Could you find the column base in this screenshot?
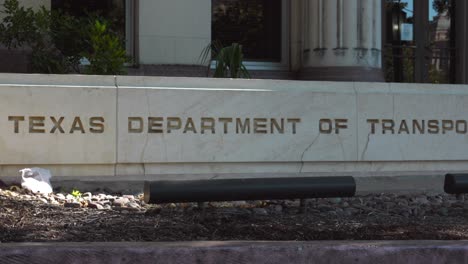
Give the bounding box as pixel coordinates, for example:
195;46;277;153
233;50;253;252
298;66;384;82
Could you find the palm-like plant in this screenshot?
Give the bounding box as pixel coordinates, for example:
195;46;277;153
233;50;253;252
200;41;250;78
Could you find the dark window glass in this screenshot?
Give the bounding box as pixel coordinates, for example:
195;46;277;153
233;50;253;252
384;0;415;83
212;0;282;62
427;0;454;84
384;0;455;83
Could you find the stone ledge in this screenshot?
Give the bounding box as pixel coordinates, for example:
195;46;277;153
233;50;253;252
1;74;468;186
1;241;468;264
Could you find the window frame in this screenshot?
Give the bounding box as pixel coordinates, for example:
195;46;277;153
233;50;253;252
383;0;457;83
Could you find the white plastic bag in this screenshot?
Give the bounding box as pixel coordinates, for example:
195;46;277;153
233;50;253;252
19;167;53;194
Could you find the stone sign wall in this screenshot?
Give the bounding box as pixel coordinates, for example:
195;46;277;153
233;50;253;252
1;74;468;178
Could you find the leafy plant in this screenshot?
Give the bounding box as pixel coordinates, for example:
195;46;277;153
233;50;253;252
81;19;130;75
49;10;89;72
0;0;73;73
0;0;130;75
200;42;250;78
0;0;38;48
71;188;82;199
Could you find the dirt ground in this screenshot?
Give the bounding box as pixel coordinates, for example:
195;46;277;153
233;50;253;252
2;192;468;242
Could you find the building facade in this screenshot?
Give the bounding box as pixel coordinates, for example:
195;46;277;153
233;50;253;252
1;0;468;84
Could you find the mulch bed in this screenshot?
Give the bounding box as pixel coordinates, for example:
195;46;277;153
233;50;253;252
2;192;468;242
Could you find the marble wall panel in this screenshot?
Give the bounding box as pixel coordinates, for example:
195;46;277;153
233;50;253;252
0;75;117;164
357;83;468;161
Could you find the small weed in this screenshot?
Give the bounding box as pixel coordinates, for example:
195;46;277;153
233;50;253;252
71;189;82;199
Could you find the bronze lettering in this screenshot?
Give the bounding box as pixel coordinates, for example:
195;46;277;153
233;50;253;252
456;120;467;134
335;119;348;134
412;120;425;134
167;117;181;133
236;118;250;134
50;116;65;133
8;116;25;133
398;120;409;134
89;117;105;133
201;117;215;134
148;117;163;133
13;115;468;136
70;117;85;134
367;119;379;134
428;120;440;134
442;120;454;134
381;119;395;134
183;117;197;133
270;118;284;134
128;117;144;133
218;118;233;134
253;118;268;134
287;118;300;134
319;119;332;134
29;116;45;133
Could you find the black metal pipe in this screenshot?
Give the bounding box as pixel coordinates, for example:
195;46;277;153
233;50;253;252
144;176;356;204
444;174;468;194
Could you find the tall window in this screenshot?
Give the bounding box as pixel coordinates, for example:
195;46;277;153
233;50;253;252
384;0;455;83
384;0;415;82
427;0;454;83
212;0;282;62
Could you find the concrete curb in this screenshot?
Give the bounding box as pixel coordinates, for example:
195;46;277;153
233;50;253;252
1;241;468;264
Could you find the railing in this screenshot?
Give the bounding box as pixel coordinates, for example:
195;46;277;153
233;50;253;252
144;176;356;204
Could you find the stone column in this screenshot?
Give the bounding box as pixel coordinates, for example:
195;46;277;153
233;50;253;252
298;0;383;82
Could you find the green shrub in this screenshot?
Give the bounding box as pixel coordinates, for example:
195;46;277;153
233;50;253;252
81;19;130;75
0;0;129;75
0;0;73;73
200;41;250;78
0;0;39;49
